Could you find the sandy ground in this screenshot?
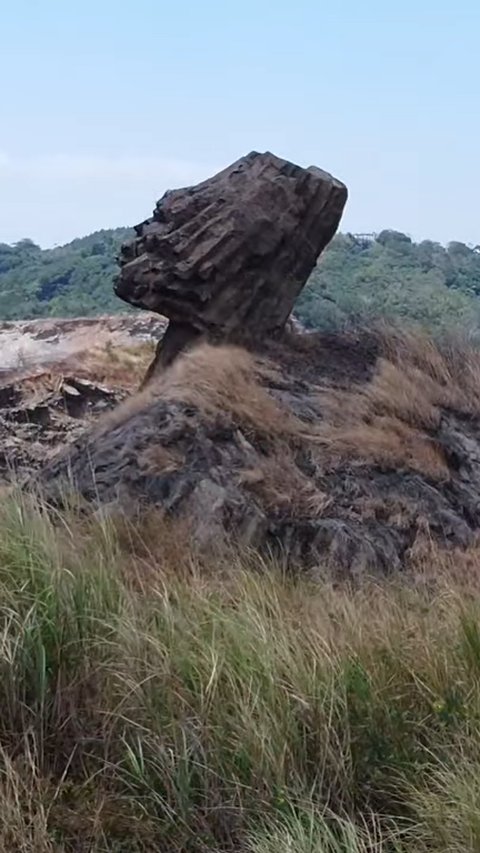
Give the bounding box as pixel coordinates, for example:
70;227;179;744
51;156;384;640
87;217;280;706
0;314;167;372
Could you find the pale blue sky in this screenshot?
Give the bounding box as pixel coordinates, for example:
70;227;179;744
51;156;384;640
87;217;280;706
1;0;478;246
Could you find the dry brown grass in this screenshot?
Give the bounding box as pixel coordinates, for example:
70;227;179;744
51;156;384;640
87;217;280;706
238;454;331;518
96;343;303;442
91;330;480;489
311;328;480;478
150;344;304;443
314;407;449;478
61;340;155;389
380;324;480;415
138;444;185;475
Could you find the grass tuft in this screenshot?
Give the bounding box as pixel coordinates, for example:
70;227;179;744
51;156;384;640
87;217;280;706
1;491;480;849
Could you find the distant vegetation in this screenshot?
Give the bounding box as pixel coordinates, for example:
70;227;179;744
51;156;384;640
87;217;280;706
297;230;480;334
0;228;132;320
2;227;480;333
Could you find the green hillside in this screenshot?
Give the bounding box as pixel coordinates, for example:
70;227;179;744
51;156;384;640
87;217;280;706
0;228;132;320
297;230;480;333
2;227;480;333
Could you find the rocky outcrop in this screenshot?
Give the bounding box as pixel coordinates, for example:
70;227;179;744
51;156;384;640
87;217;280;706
115;151;347;374
35;152;480;575
0;373;125;482
0;316;159;482
35;327;480;575
0;314;167;373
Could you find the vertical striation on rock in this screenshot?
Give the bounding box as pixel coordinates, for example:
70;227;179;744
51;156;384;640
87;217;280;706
115;151;347;374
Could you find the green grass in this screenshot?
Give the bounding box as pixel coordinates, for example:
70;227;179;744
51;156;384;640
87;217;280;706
1;493;480;849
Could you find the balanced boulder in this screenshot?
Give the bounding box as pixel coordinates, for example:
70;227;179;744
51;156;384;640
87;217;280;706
115;151;347;374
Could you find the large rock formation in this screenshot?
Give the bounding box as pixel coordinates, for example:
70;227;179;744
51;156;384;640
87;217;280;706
36;328;480;575
115;151;347;373
38;151;480;575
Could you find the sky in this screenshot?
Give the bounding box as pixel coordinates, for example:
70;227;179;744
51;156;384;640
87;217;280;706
1;0;479;247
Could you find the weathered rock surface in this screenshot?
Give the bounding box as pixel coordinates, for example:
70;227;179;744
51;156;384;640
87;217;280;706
0;317;157;482
0;375;123;482
115;151;347;372
36;329;480;575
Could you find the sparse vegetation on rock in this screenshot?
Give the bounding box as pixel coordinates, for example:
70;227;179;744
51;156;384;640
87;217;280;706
35;325;480;574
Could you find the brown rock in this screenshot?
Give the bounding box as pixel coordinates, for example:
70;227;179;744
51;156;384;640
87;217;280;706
115;151;347;373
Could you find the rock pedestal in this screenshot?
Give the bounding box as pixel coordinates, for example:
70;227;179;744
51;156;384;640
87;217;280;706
115;151;347;375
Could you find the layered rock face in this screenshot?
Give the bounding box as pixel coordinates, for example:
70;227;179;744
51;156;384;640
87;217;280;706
115;151;347;373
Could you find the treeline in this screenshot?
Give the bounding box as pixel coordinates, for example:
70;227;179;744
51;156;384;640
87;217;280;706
2;227;480;333
0;228;132;320
296;230;480;333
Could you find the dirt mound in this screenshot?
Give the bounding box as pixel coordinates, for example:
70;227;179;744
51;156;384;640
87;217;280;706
36;327;480;574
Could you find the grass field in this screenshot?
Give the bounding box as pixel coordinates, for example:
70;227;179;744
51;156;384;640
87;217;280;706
0;492;480;850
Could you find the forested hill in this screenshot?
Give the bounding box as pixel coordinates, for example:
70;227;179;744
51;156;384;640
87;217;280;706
0;228;133;320
2;227;480;333
296;230;480;333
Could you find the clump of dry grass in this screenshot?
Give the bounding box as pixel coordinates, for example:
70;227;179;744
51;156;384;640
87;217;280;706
315;412;449;478
375;325;480;418
96;342;303;442
311;327;480;478
59;339;156;389
1;490;480;850
239;455;331;518
84;340;155;382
